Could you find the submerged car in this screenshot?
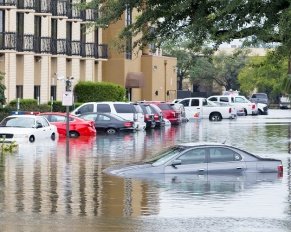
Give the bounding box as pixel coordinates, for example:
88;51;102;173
40;112;96;138
104;143;283;177
0;115;58;143
78;112;136;134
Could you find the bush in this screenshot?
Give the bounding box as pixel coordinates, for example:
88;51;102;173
74;81;126;102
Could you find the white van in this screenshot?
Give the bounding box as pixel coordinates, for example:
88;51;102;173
71;102;146;131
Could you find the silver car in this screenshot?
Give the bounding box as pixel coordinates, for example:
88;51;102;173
104;142;283;177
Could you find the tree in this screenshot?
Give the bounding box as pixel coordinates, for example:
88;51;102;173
80;1;291;52
0;72;6;105
162;41;214;90
239;50;287;100
212;49;250;91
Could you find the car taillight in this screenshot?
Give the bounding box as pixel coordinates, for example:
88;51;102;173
229;108;232;113
194;112;199;118
278;165;283;173
154;114;159;120
124;122;132;127
252;104;256;109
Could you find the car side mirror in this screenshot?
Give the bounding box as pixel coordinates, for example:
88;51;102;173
36;123;42;129
171;159;182;168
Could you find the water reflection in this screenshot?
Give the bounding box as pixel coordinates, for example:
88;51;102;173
0;110;290;231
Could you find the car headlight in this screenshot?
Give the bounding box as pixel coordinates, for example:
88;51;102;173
13;134;29;138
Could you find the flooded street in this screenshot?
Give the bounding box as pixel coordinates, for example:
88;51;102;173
1;109;291;231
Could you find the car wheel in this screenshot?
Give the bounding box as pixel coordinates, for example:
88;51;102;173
106;128;117;134
209;113;222;121
29;135;35;143
69;131;80;138
258;109;262;115
51;133;56;140
244;109;247;116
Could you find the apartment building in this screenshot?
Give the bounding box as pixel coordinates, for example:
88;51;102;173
102;7;177;102
0;1;177;104
0;0;108;104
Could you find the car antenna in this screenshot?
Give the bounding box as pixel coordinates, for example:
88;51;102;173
222;140;226;144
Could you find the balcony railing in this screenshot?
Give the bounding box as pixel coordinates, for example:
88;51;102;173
50;0;67;17
17;0;34;10
16;34;34;52
0;32;108;59
0;32;16;50
67;4;81;19
34;0;51;13
80;9;97;22
0;0;16;6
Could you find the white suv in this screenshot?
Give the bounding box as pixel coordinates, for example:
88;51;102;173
71;102;146;131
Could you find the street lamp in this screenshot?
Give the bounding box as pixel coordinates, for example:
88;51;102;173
54;73;74;138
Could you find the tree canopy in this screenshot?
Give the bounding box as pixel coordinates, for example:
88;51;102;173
81;0;291;51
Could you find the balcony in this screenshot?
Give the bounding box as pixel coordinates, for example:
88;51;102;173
0;0;16;6
0;32;108;59
17;0;34;10
80;9;97;22
67;3;81;19
50;0;67;17
16;34;34;52
34;0;51;13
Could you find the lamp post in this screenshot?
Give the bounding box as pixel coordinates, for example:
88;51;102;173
54;73;74;138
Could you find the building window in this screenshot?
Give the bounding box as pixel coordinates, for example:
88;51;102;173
125;7;132;60
66;21;72;41
0;10;4;33
34;85;40;102
16;85;23;99
94;28;98;44
16;13;24;35
0;10;5;48
51;86;57;101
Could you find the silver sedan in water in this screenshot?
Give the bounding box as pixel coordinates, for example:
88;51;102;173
104;142;283;177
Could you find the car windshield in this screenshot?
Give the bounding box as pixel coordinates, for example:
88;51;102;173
0;117;35;128
142;146;187;166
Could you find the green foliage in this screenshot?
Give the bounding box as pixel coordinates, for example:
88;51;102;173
79;0;289;52
0;138;18;154
74;81;126;102
0;72;6;105
213;49;251;91
238;49;287;101
47;101;83;112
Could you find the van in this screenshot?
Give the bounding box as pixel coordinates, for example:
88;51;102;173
71;102;146;131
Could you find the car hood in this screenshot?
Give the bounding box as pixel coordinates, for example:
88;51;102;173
0;127;29;134
104;162;154;176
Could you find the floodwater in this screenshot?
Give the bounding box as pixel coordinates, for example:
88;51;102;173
1;109;291;232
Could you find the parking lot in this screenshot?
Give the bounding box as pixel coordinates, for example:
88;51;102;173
0;109;291;231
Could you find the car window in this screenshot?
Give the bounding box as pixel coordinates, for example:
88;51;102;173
131;104;142;113
98;115;111;121
39;117;49;127
78;104;94;114
179;99;190;107
234;97;246;103
114;104;134;113
209;147;242;162
178;148;207;164
208;97;217;101
220;97;229;102
97;104;111;113
191;99;200;106
156;104;172;110
81;114;96;121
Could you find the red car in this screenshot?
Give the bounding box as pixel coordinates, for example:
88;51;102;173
142;101;181;125
39;112;96;138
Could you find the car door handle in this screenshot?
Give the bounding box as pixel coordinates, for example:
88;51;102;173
198;169;205;172
236;167;242;169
